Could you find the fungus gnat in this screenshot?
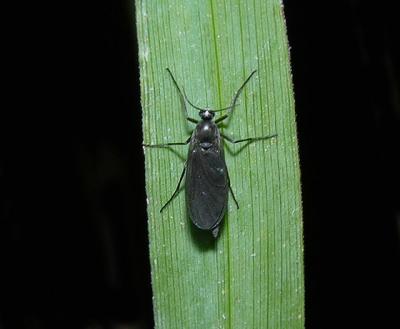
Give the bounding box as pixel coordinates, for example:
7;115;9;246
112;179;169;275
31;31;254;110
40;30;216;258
143;69;277;238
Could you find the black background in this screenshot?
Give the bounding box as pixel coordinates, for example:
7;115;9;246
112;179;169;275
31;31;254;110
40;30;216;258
2;0;399;328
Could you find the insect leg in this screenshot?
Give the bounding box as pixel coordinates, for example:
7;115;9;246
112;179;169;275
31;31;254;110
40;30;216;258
221;133;277;144
166;68;198;124
215;70;257;124
143;136;191;148
226;170;239;209
160;163;187;213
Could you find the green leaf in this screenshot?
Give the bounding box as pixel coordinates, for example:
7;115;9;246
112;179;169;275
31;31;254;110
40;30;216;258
136;1;304;328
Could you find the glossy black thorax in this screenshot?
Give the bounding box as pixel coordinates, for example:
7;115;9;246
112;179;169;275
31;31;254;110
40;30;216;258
192;120;220;151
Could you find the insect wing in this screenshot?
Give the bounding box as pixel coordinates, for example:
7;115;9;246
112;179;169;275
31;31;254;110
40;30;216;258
185;143;229;231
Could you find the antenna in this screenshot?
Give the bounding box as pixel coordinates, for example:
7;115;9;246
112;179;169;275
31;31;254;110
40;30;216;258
183;89;240;113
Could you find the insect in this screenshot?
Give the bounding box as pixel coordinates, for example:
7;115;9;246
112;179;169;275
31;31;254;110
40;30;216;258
144;69;277;237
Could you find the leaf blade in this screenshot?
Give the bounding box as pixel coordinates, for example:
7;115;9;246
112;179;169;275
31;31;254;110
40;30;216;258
137;1;304;328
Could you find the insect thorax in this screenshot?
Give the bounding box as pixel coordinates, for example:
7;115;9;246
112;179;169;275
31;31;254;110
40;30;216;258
193;120;219;151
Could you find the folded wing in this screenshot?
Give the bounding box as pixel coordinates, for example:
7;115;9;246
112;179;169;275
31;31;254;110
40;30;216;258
185;146;229;230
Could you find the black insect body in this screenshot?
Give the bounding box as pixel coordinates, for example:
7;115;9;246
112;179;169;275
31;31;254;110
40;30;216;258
144;69;276;238
186;111;228;237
